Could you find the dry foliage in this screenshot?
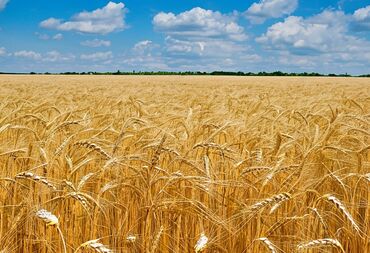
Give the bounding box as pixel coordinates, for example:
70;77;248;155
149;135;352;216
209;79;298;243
0;75;369;252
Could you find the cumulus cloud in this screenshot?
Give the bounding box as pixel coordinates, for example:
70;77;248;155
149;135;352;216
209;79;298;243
152;6;252;66
352;5;370;30
81;39;111;47
257;11;354;53
0;0;9;11
245;0;298;24
14;50;42;60
80;51;113;61
40;2;127;34
153;7;247;41
256;9;370;70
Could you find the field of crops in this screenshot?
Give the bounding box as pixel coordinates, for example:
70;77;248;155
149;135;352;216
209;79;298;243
0;75;368;252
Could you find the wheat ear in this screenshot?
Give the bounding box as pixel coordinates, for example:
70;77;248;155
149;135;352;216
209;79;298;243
15;172;57;190
250;192;291;213
75;239;112;253
324;194;361;234
257;237;278;253
36;209;67;253
194;232;208;253
298;238;344;252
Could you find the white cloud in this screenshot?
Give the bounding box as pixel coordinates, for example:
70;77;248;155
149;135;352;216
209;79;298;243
121;40;167;70
122;38;260;71
133;40;159;54
352;5;370;30
14;50;42;60
53;33;63;40
256;9;370;71
123;55;169;70
0;0;9;11
13;50;74;62
43;51;74;62
152;7;251;66
36;32;63;40
245;0;298;24
80;51;113;61
256;11;357;53
165;36;247;57
133;40;152;50
40;2;127;34
81;39;111;47
354;5;370;22
165;38;205;55
153;7;247;41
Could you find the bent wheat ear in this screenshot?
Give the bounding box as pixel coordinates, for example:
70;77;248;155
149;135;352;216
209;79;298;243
251;192;291;213
15;172;57;191
126;234;137;243
270;193;291;214
36;209;67;253
365;173;370;182
257;237;277;253
69;192;90;210
80;239;112;253
194;233;208;253
36;209;58;226
325;195;361;233
74;141;111;159
298;238;344;252
241;166;271;176
308;207;328;230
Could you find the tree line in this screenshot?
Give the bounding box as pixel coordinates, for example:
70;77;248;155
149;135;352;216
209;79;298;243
0;71;369;77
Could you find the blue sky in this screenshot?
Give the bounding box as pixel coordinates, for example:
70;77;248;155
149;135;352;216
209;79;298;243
1;0;370;74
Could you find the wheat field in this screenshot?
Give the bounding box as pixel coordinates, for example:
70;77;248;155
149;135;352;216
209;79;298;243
0;75;368;252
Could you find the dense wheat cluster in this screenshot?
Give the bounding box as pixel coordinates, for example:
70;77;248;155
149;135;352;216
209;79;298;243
0;75;368;252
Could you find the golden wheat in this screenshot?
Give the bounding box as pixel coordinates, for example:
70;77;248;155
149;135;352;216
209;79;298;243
0;75;368;252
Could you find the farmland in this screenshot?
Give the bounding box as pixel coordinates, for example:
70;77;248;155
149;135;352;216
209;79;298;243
0;75;368;252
